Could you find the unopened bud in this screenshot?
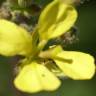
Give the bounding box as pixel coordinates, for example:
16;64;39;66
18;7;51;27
18;0;33;8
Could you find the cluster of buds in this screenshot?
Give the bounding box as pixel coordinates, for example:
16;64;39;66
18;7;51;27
0;0;41;32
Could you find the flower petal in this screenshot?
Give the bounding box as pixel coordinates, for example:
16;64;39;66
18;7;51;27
14;63;42;93
0;19;32;56
36;62;61;91
54;51;95;80
14;62;60;93
37;0;77;40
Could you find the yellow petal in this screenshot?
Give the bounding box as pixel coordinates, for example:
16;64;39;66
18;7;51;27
14;62;60;93
14;62;42;93
36;62;61;91
37;0;77;40
54;51;95;80
0;19;32;56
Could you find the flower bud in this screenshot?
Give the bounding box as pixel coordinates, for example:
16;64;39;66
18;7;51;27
18;0;33;8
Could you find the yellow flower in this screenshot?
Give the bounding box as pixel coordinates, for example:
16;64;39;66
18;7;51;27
0;0;95;93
